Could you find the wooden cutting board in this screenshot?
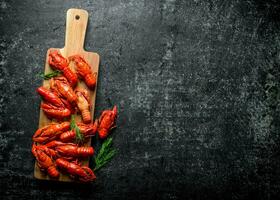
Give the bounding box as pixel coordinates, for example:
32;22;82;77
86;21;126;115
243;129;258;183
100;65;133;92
34;8;99;182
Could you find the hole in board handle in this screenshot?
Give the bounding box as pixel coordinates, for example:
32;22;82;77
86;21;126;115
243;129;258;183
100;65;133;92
75;15;80;20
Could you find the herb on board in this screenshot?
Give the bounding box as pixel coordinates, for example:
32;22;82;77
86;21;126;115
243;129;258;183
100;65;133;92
37;70;61;80
70;115;84;143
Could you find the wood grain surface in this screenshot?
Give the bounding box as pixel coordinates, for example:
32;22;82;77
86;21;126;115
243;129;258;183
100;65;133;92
34;8;99;182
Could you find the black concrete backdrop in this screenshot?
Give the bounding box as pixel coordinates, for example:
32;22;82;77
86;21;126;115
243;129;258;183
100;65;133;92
1;0;280;199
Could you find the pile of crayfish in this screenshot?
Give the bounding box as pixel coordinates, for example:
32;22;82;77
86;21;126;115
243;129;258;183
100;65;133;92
32;50;117;182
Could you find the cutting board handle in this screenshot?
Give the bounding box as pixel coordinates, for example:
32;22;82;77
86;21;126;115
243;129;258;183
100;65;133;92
64;8;88;54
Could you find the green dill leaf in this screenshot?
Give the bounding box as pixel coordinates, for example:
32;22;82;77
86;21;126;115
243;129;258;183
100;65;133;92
70;115;84;143
37;70;61;80
96;137;112;160
94;137;116;171
70;115;76;130
75;126;84;143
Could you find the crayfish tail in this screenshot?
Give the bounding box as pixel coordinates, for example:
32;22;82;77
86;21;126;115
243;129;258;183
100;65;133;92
63;67;78;88
47;166;60;178
85;73;97;89
81;110;91;124
60;130;76;142
78;147;94;157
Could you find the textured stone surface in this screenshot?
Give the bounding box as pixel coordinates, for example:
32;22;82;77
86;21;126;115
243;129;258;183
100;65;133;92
1;0;280;199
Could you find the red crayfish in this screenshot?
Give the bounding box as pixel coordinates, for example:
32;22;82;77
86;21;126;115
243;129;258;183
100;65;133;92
98;106;117;139
50;76;77;105
56;158;96;182
75;88;91;123
49;50;78;87
45;141;94;159
33;122;70;143
37;87;72;120
32;144;59;178
60;120;98;142
69;55;97;89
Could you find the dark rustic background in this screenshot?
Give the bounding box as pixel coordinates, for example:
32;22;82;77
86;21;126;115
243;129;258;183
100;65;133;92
1;0;280;199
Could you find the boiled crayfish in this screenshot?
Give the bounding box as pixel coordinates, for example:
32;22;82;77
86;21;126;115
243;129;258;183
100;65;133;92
75;88;91;123
32;144;59;178
37;87;72;120
50;76;77;105
60;120;98;142
56;158;96;182
45;141;94;159
49;50;78;87
69;55;97;89
98;106;117;139
33;122;70;143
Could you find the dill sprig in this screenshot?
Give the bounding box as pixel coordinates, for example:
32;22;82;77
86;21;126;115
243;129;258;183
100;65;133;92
37;70;61;80
70;115;84;143
94;137;117;171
